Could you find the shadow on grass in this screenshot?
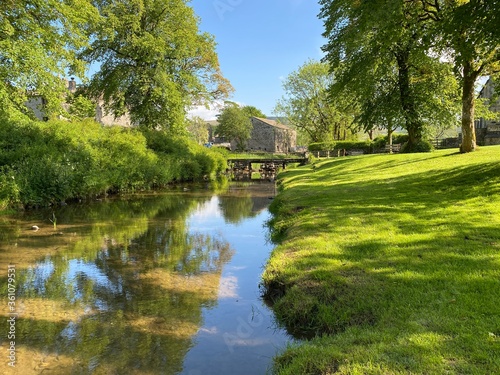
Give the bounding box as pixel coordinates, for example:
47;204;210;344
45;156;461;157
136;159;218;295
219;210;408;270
263;152;500;372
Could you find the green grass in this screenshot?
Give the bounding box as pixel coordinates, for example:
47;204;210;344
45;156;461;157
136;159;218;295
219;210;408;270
262;146;500;374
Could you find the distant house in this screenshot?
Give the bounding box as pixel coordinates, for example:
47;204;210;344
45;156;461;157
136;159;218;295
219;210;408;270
26;78;133;127
207;117;297;152
95;99;133;127
475;78;500;146
241;117;297;153
25;78;77;121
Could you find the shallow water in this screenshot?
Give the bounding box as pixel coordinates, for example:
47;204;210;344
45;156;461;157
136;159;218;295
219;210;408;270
0;182;291;374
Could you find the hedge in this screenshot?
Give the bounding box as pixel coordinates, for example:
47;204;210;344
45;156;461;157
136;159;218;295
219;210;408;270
0;118;227;208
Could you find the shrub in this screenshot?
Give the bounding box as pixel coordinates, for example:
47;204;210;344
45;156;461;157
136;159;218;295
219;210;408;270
401;140;434;153
308;142;335;152
392;134;409;144
308;141;371;153
333;141;372;152
372;136;387;149
0;167;20;209
0;118;228;208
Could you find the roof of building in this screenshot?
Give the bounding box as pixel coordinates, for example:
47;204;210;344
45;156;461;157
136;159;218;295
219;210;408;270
253;117;295;131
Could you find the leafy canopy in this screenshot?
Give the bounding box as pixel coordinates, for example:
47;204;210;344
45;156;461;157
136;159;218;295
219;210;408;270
216;102;253;151
274;59;355;144
0;0;97;119
82;0;233;132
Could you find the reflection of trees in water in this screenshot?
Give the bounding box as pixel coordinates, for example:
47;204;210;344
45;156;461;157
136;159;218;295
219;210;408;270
218;195;255;224
218;194;272;224
1;193;234;374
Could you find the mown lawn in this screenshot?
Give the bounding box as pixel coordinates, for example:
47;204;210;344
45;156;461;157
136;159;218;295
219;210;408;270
262;146;500;374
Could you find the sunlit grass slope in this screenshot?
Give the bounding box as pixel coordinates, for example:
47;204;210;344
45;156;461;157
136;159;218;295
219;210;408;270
262;146;500;374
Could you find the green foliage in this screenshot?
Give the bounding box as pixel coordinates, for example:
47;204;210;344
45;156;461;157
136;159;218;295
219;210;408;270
216;102;252;151
0;167;20;209
401;139;434;153
0;0;97;119
308;140;383;153
82;0;232;132
274;59;355;143
141;128;227;181
319;0;464;152
392;133;409;145
372;134;410;149
0;118;227;208
241;105;266;118
187;116;209;145
320;0;500;153
308;142;332;152
371;136;387;149
66;92;96;120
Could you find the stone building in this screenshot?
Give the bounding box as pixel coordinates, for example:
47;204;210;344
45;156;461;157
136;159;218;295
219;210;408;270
242;117;297;153
95;99;133;127
25;78;133;127
475;78;500;146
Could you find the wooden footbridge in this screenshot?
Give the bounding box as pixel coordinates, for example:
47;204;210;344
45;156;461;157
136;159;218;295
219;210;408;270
227;156;307;170
227;156;307;180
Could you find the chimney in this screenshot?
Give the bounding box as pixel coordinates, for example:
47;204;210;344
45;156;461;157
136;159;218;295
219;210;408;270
68;77;76;92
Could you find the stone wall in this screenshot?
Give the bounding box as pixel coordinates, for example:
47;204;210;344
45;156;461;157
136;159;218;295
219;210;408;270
247;118;276;152
476;78;500;145
246;118;297;153
24;96;48;121
95;99;133;127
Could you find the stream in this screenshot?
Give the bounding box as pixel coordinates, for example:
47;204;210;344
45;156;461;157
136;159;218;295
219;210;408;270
0;181;292;375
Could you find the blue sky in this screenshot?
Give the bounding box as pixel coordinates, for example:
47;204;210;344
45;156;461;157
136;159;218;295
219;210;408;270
189;0;326;120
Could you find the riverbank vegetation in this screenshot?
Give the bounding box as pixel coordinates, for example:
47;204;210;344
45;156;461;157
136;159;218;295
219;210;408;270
0;118;226;209
262;146;500;374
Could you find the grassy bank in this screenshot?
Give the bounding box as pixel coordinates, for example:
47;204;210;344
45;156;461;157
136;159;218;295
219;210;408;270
262;147;500;374
0;118;226;209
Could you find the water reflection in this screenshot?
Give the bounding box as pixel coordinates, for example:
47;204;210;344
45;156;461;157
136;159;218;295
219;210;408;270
0;183;288;375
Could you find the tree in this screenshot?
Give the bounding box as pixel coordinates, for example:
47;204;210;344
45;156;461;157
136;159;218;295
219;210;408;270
66;91;97;120
354;73;405;147
82;0;233;132
414;0;500;152
274;59;354;144
0;0;97;119
187;116;209;145
241;105;266;119
216;102;252;151
319;0;458;152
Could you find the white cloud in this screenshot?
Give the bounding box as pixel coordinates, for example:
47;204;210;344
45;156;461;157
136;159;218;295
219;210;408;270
198;326;218;334
187;101;224;121
218;275;239;299
187;100;246;121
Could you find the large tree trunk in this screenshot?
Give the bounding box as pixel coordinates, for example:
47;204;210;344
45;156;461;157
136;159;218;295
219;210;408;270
460;60;477;153
395;46;424;152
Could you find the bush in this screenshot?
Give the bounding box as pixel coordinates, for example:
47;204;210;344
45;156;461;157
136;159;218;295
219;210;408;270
401;140;434;153
333;141;372;152
372;136;387;149
392;134;409;145
0;167;20;209
0;118;228;208
308;141;371;153
308;142;335;152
